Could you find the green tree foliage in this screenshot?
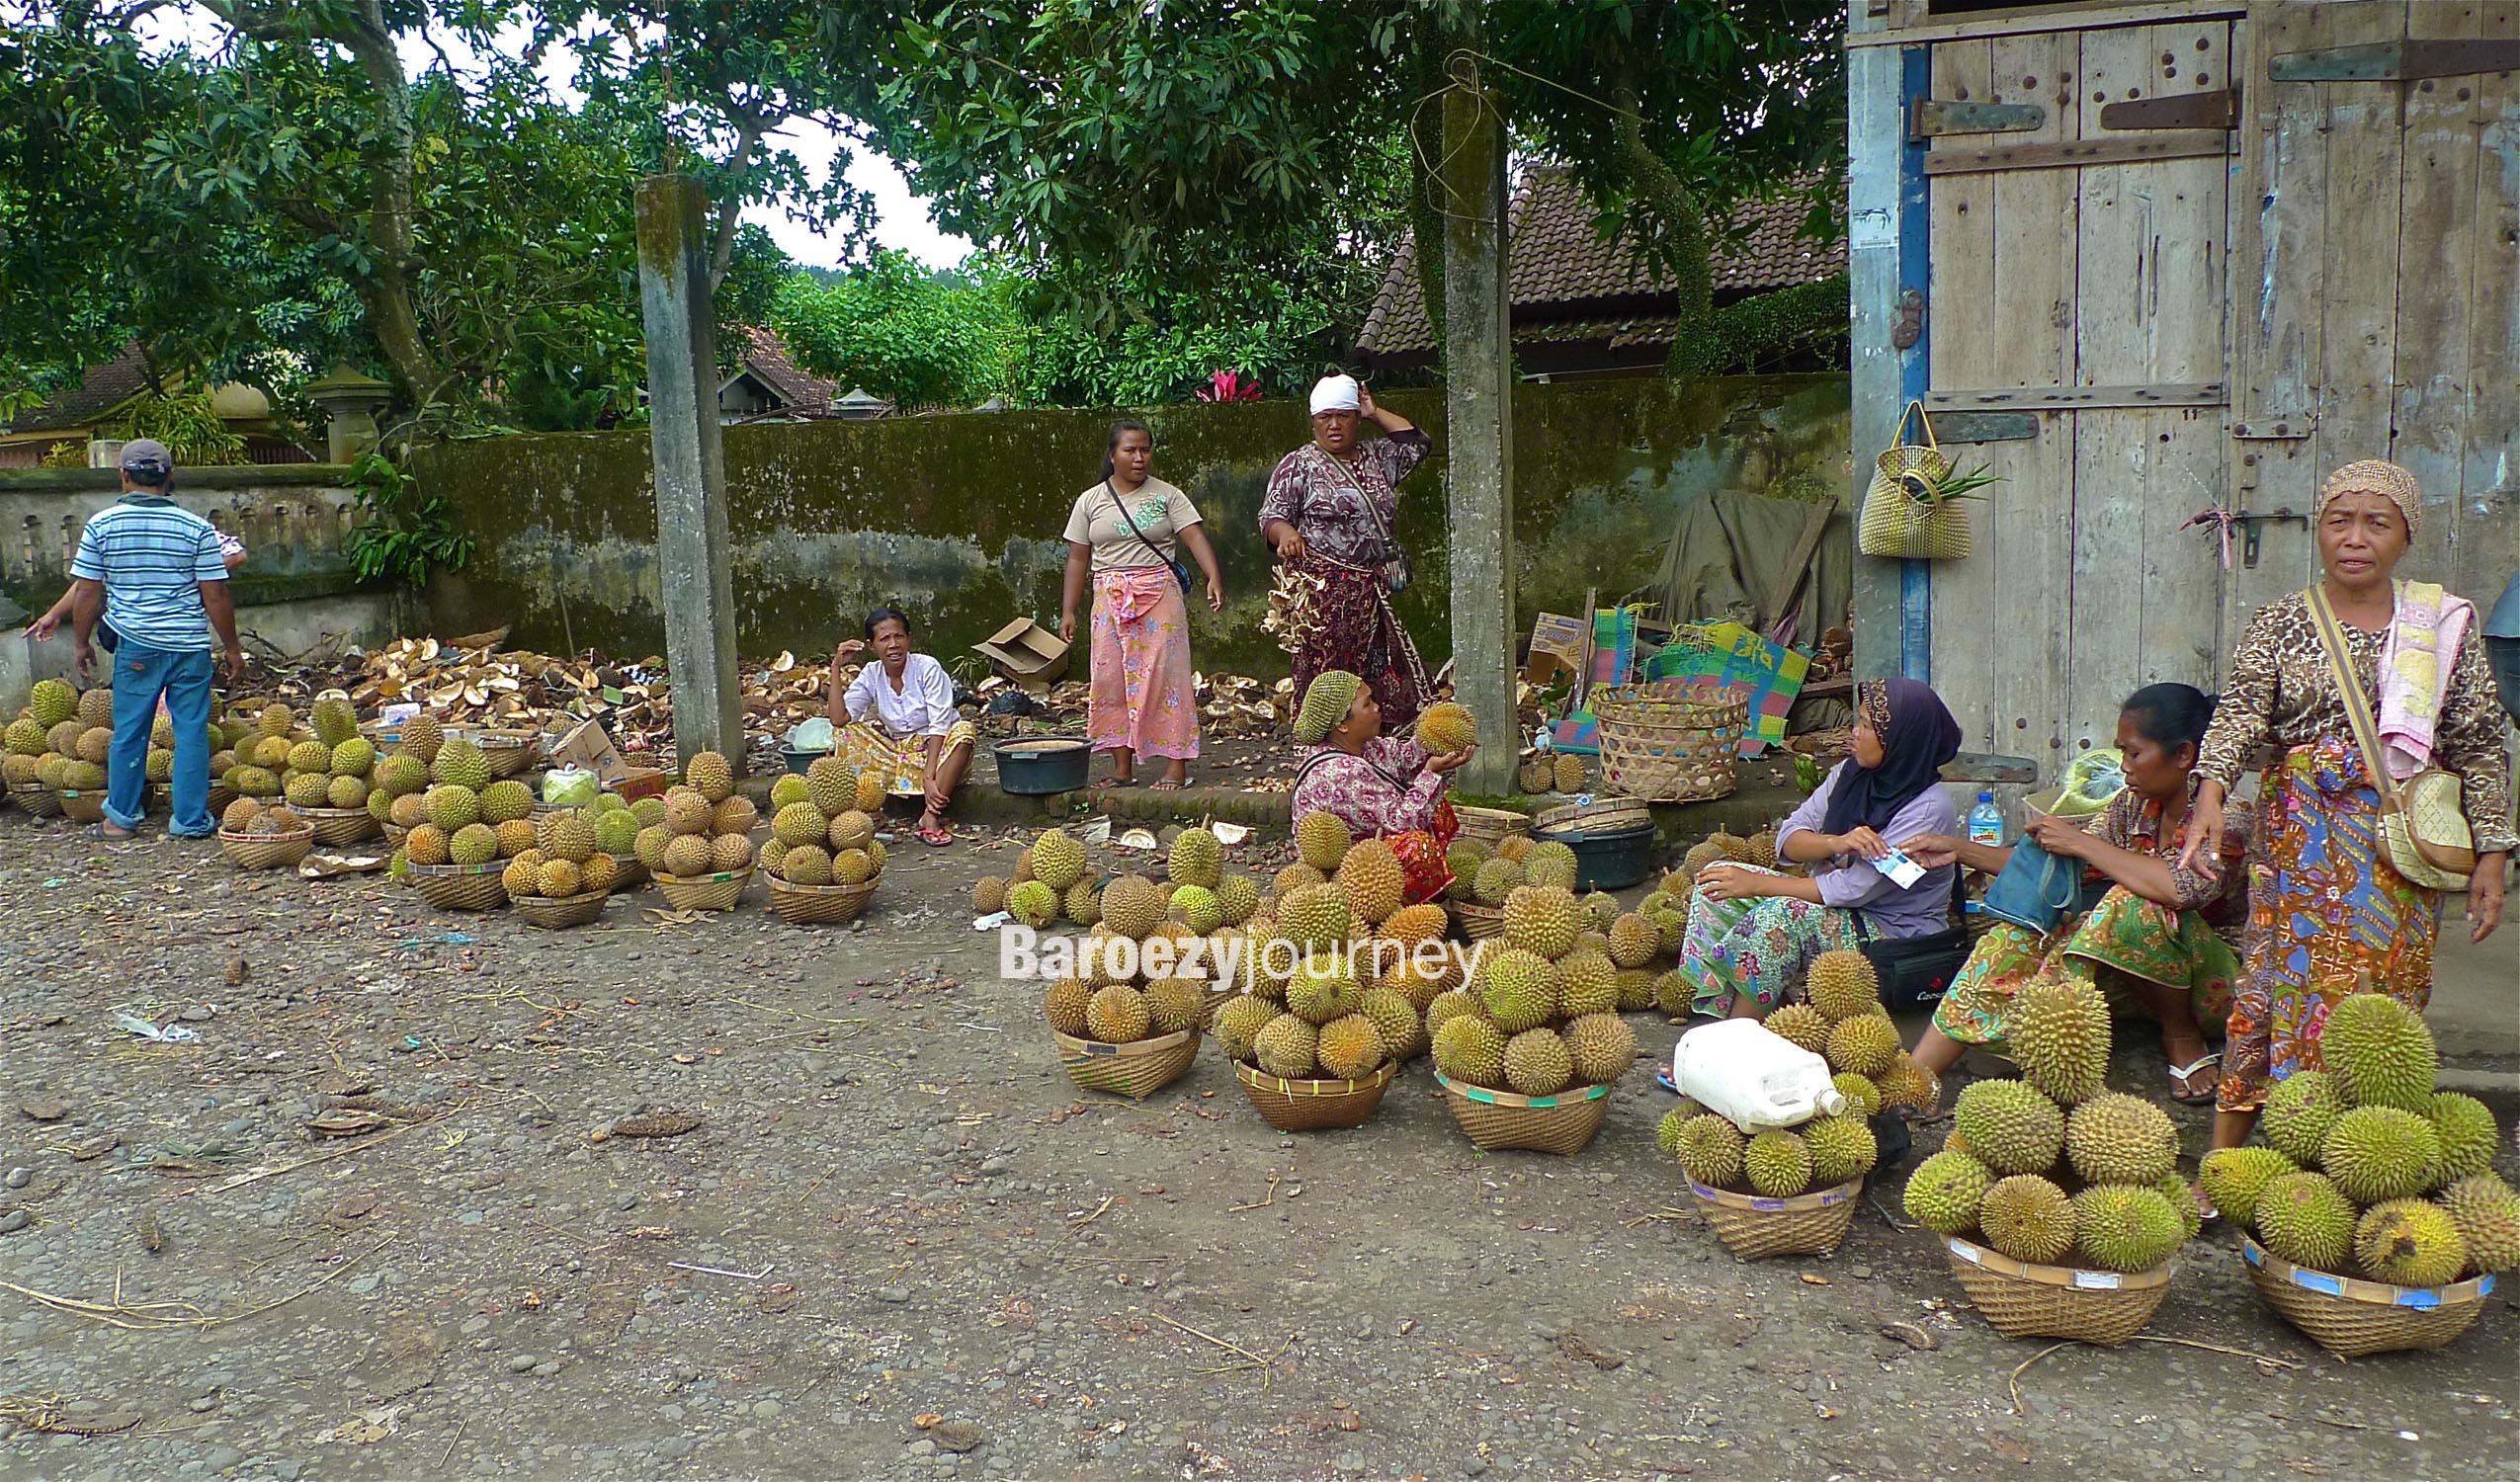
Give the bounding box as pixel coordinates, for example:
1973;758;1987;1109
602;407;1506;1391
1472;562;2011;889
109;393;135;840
768;252;1022;410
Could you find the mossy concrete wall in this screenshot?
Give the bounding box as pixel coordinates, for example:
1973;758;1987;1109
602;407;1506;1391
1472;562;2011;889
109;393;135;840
409;375;1850;676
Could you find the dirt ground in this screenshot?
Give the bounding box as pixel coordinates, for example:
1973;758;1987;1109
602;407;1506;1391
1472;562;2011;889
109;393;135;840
0;807;2513;1482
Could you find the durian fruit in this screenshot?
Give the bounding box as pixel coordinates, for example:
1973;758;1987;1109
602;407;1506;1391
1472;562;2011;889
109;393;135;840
1477;948;1558;1034
804;755;856;815
1831;1072;1883;1118
491;818;537;858
1277;883;1354;952
375;754;428;795
1274;863;1326;898
1415;700;1479;755
1287;958;1363;1027
580;854;620;893
331;737;377;778
1614;968;1657;1014
1903;1148;1994;1235
711;795;758;838
2320;1106;2441;1204
1502;1028;1574;1097
633;824;673;871
1214;994;1280;1063
2426;1093;2499;1184
1064;879;1104;927
311;696;360;746
450;823;499;866
1143;978;1207;1036
1091;874;1159;940
44;720;84;758
1517;757;1553;793
1554;947;1619;1019
1805;949;1880;1023
827;809;876;853
1315;1014;1387;1080
759;839;793;876
593;810;639;858
146;748;174;783
1432;1014;1507;1086
1253;1014;1320;1079
77;688;113;727
2071;1184;2185;1274
2253;1172;2356;1274
1044;977;1093;1035
433;736;491;791
1031;828;1087;891
1521;841;1579;892
1553;754;1586;793
782;845;834;885
1381;902;1450;949
1500;884;1582;958
685;750;735;803
1470;856;1524;906
663;786;714;835
1006;880;1060;929
28;678;76;729
1217;875;1262;927
2006;974;2112;1106
1086;984;1151;1043
1804;1113;1878;1187
1678;840;1727;879
2353;1199;2469;1288
252;701;292;738
322;774;368;808
502;857;542;898
1656;1109;1693;1158
221;796;262;832
539;809;598;864
661;832;714;878
1979;1175;2077;1265
284;771;332;808
1652;967;1693;1019
253;734;294;769
1294;811;1351;871
1744;1129;1813;1198
1824;1014;1898;1078
1170;884;1222;934
405;824;453;865
2318;991;2437;1111
1676;1113;1747;1188
629;796;667;829
1605;913;1659;970
1359;986;1426;1062
2198;1147;2300;1229
769;774;811;810
1334;838;1406;926
538;859;584;898
1741;829;1780;868
1424;988;1481;1042
853;771;886;812
1954;1080;2069;1176
1561;1013;1636;1086
2262;1071;2346;1166
2161;1174;2205;1242
1169;827;1223;889
2062;1093;2181;1188
1763;1003;1830;1055
1578;890;1619;932
2437;1174;2520;1276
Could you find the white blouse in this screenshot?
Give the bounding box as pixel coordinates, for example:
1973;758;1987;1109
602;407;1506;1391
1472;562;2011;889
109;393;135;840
844;653;960;739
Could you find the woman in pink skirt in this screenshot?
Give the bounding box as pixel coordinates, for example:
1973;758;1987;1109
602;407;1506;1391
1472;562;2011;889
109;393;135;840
1058;420;1224;788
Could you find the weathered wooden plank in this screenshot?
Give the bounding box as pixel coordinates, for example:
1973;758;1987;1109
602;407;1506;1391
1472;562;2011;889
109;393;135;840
2389;0;2482;585
2269;37;2520;81
2144;20;2233;387
2138;407;2231;698
2075;25;2158;390
2317;4;2410;493
1928;39;2001;750
1933;412;2042;442
1928;383;2226;409
1922;131;2237;174
1853;1;2247;47
1846;33;1917;685
2456;2;2520;607
2067;410;2149;756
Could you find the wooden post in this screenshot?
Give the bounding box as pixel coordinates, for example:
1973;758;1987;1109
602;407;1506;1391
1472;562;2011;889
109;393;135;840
1846;16;1930;685
634;174;744;776
1441;44;1517;798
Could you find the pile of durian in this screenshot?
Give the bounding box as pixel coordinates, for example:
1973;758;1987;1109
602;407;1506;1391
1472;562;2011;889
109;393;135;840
499;803;633;899
1034;825;1260;1048
629;751;759;879
756;755;890;887
2201;993;2517;1289
1444;835;1687;1016
5;679;125;794
1902;973;2202;1275
213;797;308;837
1762;948;1941;1115
385;716;585;877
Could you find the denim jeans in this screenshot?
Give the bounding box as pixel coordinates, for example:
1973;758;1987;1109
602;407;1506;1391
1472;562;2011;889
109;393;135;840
105;643;215;835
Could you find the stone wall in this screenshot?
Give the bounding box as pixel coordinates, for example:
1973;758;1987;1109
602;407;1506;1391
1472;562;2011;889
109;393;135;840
409;375;1852;676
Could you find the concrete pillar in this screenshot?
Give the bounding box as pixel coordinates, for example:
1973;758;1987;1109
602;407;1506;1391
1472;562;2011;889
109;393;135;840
303;367;392;464
635;174;744;776
1441;45;1517;798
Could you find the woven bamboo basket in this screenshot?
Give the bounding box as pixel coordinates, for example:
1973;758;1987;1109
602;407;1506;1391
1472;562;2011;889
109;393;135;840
513;888;609;930
654;866;752;912
219;825;315;870
1234;1059;1398;1131
381;821;409;847
1451;902;1505;941
2240;1236;2493;1358
403;860;510;911
55;787;106;823
477;730;540;779
298;805;382;846
1942;1234;2174;1346
1591;681;1748;802
1454;805;1532;852
151;782;244;818
1051;1028;1200;1100
1691;1178;1864;1261
1434;1072;1613;1154
609;859;649;890
1532;798;1653;836
11;782;63;817
763;874;878;925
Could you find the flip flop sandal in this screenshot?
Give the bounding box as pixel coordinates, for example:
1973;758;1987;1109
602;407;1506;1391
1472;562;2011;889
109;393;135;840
1147;779;1186;791
1654;1068;1683;1096
916;824;955;847
1091;776;1136;789
81;822;138;841
2166;1053;2221;1106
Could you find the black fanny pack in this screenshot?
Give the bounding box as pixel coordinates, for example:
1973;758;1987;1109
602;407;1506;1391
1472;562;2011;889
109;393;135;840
1854;869;1970;1012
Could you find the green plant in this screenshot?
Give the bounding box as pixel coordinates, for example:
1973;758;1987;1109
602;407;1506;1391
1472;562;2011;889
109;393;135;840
345;451;472;588
101;391;248;465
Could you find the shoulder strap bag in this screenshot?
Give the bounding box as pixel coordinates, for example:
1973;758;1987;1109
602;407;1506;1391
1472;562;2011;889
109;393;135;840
1978;830;2111;935
1105;481;1194;594
2306;584;2475;889
1319;452;1413;593
1854;868;1972;1013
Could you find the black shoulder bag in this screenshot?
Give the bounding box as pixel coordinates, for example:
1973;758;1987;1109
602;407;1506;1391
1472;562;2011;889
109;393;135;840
1854;867;1972;1013
1105;482;1194;594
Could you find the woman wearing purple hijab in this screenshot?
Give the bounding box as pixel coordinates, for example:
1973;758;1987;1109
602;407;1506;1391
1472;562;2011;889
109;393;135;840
1678;677;1964;1018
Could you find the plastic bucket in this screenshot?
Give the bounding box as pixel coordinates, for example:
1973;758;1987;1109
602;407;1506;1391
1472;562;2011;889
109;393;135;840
1534;820;1659;890
994;736;1091;795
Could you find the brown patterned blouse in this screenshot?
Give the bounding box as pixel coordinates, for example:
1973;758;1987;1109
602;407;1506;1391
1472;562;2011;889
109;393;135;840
1257;430;1432;569
2197;591;2516;853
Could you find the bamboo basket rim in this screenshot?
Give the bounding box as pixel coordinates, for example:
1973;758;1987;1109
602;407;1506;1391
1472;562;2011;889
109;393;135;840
653;866;756;885
402;858;507;876
217;823;318;845
2239;1234;2495;1307
1432;1070;1613;1110
763;873;882;898
1233;1059;1399;1098
1943;1233;2176;1292
1051;1027;1197;1058
1689;1176;1864;1214
1532;798;1654;836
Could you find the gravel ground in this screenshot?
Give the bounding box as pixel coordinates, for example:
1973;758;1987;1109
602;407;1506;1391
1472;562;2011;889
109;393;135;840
0;808;2512;1482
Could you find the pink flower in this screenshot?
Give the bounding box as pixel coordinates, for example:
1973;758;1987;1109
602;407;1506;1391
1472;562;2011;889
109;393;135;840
1195;370;1263;403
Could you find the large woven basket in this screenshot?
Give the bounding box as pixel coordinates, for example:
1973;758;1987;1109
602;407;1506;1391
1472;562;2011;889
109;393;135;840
763;874;877;924
1533;798;1653;836
1455;805;1531;852
1591;681;1747;802
1451;902;1505;941
1434;1072;1612;1154
403;860;509;911
1052;1028;1199;1100
2240;1235;2492;1358
513;888;609;930
11;782;63;817
1941;1234;2173;1346
1234;1060;1397;1131
219;826;315;870
477;730;540;779
609;859;649;891
54;787;106;823
298;805;382;846
654;866;752;912
1691;1177;1863;1261
381;821;409;847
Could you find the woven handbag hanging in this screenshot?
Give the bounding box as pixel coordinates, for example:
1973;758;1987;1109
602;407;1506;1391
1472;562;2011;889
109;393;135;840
1858;400;1974;560
2306;585;2475;890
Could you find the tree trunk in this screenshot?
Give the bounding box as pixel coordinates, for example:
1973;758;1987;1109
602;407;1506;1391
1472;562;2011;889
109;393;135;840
1607;73;1716;378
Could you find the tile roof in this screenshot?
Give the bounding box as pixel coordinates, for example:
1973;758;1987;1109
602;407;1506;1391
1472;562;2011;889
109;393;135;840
1354;168;1845;361
734;326;840;413
4;343;156;435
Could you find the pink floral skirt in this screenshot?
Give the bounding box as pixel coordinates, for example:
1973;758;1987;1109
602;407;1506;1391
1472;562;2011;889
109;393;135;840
1089;570;1200;761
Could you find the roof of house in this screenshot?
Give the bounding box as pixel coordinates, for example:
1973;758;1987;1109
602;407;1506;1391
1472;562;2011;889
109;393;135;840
4;343;157;436
728;326;840;414
1354;169;1845;362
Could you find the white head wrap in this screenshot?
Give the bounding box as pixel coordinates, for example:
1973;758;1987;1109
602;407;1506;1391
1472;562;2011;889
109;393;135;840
1308;373;1361;416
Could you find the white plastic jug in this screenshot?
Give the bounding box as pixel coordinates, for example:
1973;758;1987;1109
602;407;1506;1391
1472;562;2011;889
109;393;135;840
1671;1019;1848;1129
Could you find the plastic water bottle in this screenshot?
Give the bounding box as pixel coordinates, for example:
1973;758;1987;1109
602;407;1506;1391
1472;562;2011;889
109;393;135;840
1969;790;2004;848
1671;1020;1847;1130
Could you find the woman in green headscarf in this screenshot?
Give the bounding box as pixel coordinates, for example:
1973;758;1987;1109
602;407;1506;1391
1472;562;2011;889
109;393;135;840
1287;669;1474;846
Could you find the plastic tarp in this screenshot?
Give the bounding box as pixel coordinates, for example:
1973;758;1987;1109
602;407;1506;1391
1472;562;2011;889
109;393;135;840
1645;489;1851;642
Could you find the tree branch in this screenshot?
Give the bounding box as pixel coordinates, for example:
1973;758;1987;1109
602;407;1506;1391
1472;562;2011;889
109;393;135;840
708;111;771;294
1607;67;1716;378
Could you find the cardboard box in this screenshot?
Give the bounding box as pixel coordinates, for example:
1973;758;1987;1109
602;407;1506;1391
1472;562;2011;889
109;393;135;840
973;618;1070;689
547;718;670;800
1524;612;1588;684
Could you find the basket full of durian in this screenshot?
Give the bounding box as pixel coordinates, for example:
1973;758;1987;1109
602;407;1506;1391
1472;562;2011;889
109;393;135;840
758;759;889;924
10;679;113;818
216;798;317;869
248;697;385;844
1900;974;2197;1347
1660;1098;1878;1261
385;724;579;908
1760;949;1943;1116
633;752;756;910
2202;992;2511;1358
501;807;627;928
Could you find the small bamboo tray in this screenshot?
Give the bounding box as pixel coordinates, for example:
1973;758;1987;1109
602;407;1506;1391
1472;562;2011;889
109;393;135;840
1455;805;1532;851
1434;1072;1612;1153
763;874;877;924
1533;798;1654;836
654;866;752;912
1234;1060;1398;1131
1691;1178;1863;1261
402;860;509;911
513;889;609;930
1452;902;1505;940
298;805;382;846
2240;1235;2493;1358
477;730;540;779
1052;1028;1199;1100
55;787;106;824
1943;1234;2173;1346
11;782;63;817
382;821;409;847
219;826;316;870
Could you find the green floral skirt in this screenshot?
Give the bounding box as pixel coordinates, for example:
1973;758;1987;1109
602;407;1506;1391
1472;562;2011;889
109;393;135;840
1931;884;2237;1050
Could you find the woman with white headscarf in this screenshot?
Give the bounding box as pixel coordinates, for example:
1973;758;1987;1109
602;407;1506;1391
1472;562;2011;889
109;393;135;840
1258;374;1434;735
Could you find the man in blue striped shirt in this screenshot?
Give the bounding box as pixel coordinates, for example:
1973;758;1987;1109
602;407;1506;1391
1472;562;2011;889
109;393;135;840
68;440;245;839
